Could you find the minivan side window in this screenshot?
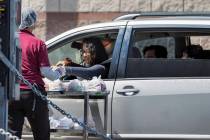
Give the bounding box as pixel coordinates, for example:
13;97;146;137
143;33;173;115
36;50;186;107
125;30;210;78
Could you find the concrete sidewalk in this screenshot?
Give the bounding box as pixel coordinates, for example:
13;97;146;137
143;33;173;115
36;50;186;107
22;135;102;140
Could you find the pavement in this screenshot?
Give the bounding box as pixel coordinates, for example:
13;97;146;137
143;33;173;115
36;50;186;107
22;135;102;140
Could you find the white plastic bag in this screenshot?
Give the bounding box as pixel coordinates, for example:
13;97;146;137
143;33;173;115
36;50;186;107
73;116;95;130
45;76;106;92
66;79;84;92
84;76;106;92
58;116;74;129
49;117;60;129
44;78;64;91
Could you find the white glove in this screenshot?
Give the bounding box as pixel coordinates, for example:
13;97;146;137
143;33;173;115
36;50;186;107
40;66;65;81
53;66;66;77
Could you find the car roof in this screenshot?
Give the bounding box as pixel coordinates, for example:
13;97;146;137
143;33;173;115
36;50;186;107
46;14;210;46
128;16;210;27
113;12;210;20
46;21;127;46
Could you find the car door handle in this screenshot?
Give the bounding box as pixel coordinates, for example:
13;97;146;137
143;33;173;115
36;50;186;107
116;88;140;96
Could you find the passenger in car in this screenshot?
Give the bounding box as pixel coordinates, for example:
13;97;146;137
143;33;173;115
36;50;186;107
181;44;203;59
101;34;115;58
55;37;108;80
81;37;108;67
143;45;168;58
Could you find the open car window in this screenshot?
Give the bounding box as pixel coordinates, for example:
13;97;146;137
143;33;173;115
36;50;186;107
48;31;119;79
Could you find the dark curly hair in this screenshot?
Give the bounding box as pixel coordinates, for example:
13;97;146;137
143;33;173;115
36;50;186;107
143;45;168;58
81;37;108;65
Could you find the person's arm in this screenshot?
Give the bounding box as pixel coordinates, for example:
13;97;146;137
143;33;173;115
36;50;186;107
37;42;63;81
40;66;63;81
65;64;105;80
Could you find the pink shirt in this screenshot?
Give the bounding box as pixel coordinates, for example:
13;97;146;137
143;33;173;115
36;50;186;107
19;30;50;90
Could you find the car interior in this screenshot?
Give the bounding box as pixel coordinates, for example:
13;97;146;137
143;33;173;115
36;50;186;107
48;32;118;79
126;31;210;78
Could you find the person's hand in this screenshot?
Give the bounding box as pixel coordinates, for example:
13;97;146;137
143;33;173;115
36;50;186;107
54;66;66;77
56;61;65;66
44;83;49;91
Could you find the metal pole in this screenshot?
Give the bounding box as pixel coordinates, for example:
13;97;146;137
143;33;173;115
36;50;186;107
84;92;89;140
0;86;8;140
104;94;108;135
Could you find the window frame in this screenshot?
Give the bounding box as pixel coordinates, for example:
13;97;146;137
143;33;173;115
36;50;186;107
47;27;126;79
118;27;210;79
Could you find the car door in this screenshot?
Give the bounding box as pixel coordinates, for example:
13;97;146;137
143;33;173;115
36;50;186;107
46;24;126;137
112;25;210;139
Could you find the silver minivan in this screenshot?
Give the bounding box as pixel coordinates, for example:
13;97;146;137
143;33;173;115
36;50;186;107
44;14;210;140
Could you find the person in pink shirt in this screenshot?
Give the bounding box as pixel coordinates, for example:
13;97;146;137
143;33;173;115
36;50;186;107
8;8;63;140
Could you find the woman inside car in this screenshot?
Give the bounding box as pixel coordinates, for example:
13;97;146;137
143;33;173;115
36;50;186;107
56;37;108;80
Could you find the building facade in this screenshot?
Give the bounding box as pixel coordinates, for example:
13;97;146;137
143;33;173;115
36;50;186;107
22;0;210;41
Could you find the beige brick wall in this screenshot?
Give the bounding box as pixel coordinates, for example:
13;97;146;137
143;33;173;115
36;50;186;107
120;0;151;12
45;12;123;39
21;0;210;40
21;0;46;11
21;0;47;40
44;0;210;12
152;0;184;11
184;0;210;11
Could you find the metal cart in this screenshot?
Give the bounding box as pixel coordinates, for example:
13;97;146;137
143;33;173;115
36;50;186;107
47;91;109;140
